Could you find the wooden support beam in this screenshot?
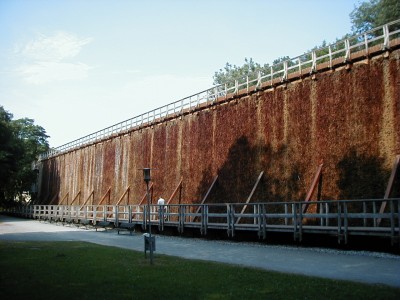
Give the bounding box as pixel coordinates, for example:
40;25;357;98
302;162;324;213
138;183;153;205
81;190;94;207
378;155;400;226
48;193;59;205
201;175;218;205
193;175;218;222
167;179;183;205
70;191;81;205
236;171;264;224
116;186;130;206
59;192;69;205
98;187;111;205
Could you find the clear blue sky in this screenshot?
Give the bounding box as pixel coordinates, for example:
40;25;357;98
1;0;360;147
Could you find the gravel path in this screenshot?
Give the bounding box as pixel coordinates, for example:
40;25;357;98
1;215;399;288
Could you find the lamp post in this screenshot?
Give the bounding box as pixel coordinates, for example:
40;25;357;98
142;168;153;264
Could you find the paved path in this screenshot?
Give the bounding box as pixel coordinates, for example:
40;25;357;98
1;215;399;288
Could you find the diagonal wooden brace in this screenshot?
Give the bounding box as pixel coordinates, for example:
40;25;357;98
302;162;323;214
377;155;400;226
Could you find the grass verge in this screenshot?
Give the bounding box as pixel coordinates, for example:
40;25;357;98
0;240;398;300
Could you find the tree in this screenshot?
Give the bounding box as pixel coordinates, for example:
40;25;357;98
0;106;49;207
350;0;400;34
0;107;21;205
213;58;268;86
213;56;296;89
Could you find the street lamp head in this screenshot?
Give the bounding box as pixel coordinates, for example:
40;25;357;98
142;168;151;183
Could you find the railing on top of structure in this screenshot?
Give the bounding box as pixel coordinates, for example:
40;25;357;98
40;19;400;160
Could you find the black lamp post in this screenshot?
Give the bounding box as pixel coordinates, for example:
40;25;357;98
143;168;151;183
142;168;153;264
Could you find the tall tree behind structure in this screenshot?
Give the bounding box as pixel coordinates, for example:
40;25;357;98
350;0;400;34
0;106;49;206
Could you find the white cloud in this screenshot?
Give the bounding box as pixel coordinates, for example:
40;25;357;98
17;61;91;84
18;31;93;61
15;31;93;84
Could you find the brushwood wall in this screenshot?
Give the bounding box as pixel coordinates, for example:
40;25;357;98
39;49;400;205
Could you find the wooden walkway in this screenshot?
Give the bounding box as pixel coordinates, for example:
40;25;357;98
6;198;399;246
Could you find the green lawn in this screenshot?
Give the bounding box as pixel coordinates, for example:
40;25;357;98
0;241;398;300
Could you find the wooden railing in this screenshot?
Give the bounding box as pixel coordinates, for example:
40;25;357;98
5;198;399;245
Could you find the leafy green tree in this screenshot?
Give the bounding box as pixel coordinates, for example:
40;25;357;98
213;57;295;90
0;106;49;207
0;107;21;205
12;118;49;199
350;0;400;34
213;58;267;86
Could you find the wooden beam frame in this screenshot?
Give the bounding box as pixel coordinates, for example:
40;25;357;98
70;191;81;205
59;192;69;205
48;193;59;205
236;171;264;224
98;187;111;205
166;179;183;205
116;186;130;206
81;190;94;207
200;176;218;205
378;155;400;226
193;175;218;222
79;190;94;215
302;162;324;213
